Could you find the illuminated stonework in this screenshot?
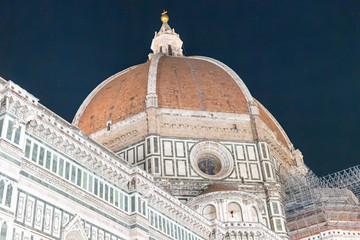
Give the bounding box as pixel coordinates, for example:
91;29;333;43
0;12;359;240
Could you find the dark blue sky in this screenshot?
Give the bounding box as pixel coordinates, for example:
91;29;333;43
0;1;359;176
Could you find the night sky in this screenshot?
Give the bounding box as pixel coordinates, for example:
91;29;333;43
0;1;359;176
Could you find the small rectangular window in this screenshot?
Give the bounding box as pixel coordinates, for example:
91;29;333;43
105;184;108;200
25;140;31;158
82;172;88;189
272;202;280;215
71;165;76;183
110;187;114;203
153;138;158;152
115;190;119;206
59;158;64;176
52;155;58;173
124;195;128;212
65;162;70;180
155;158;159;173
275;219;282;231
150;211;154;225
0;118;4;137
171;222;174;237
100;182;103;198
147;159;151;173
120;192;123;209
163;218;166;233
159;215;162;230
14;126;21;144
131;196;135;212
6;121;13;140
265;163;272;178
94;178;98;195
39;147;45;166
45;151;51;169
77;169;82;186
142;201;146;216
147;138;151;154
32;143;38;162
88;175;93;192
261;143;268;158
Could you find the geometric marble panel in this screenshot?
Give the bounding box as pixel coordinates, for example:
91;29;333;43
43;204;53;234
238;162;248;179
163;141;173;157
246;145;256;160
34;201;44;230
24;196;35;227
250;163;260;180
53;208;61;238
16;192;26;223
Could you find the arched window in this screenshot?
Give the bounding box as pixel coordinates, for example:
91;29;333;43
227;202;243;221
0;222;7;240
250;207;259;222
0;180;4;204
5;184;12;207
202;204;216;220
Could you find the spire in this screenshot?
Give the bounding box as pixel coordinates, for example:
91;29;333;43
149;11;183;59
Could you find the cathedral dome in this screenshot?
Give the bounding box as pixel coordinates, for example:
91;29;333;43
73;14;293;155
74;56;250;135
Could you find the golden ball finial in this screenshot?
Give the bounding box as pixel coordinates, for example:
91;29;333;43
161;10;169;23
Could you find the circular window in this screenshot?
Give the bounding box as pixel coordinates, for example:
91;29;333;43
198;155;222;176
190;141;234;179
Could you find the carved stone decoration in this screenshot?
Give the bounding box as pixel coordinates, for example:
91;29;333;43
62;214;88;240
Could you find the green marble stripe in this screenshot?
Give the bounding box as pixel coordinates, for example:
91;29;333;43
0;171;18;182
0;150;21;166
0;206;14;215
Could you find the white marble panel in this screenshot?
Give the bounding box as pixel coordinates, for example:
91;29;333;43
235;145;245;160
164;141;173;157
177;160;186;176
53;208;61;237
175;142;185;157
43;205;53;234
164;160;174;175
250;163;260;180
16;192;26;223
246;145;256;160
137;145;144;161
238;163;248;179
127;149;134;164
34;201;44;230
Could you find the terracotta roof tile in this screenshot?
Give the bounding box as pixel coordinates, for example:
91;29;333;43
157;56;249;113
77;61;150;134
